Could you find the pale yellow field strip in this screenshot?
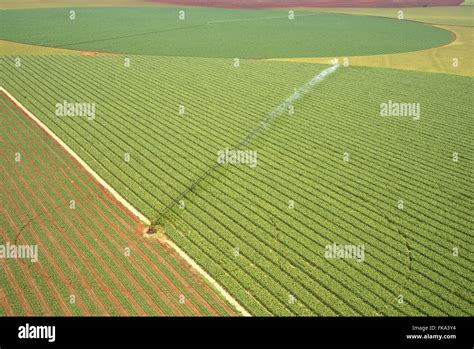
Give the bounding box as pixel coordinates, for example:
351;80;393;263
302;6;474;26
0;40;80;55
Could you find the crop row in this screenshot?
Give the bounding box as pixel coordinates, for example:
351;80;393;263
1;56;471;315
1;96;235;315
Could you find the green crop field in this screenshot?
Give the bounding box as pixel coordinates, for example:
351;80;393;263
1;7;454;57
1;54;472;316
1;1;473;330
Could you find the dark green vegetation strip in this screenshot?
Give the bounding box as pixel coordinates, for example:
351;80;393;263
1;55;472;315
0;7;453;57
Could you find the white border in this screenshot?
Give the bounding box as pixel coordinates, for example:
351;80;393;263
1;86;250;317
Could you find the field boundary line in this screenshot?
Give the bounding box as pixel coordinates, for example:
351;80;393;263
0;86;250;317
0;86;149;223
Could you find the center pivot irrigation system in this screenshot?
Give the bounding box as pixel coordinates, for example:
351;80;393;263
146;64;341;233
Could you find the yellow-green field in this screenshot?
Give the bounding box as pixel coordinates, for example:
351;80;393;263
311;6;474;26
0;40;78;55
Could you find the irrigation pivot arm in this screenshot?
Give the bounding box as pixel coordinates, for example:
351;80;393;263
149;64;340;230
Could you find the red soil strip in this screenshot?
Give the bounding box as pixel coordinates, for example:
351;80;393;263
150;0;463;9
79;51;117;56
0;91;236;316
447;28;457;46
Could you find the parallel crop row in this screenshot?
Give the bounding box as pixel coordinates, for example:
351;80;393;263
1;55;472;316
